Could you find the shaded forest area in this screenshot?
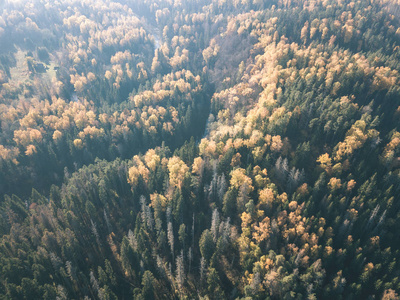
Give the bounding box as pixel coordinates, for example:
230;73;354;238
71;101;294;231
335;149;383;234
1;0;400;299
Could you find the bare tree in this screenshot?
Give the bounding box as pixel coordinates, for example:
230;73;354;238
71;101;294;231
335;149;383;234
168;221;174;261
211;208;220;242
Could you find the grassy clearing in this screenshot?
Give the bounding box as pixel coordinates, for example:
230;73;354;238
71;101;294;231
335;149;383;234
8;48;59;90
8;49;31;89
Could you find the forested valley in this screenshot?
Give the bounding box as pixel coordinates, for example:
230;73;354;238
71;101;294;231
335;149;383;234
1;0;400;299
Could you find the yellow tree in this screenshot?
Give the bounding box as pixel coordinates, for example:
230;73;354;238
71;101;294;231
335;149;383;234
168;156;189;190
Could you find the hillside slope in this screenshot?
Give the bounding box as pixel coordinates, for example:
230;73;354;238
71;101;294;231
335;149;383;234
0;0;400;299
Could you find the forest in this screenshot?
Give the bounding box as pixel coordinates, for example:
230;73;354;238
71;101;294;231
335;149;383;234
0;0;400;299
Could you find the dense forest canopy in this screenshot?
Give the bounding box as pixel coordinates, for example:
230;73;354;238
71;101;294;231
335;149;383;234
1;0;400;299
